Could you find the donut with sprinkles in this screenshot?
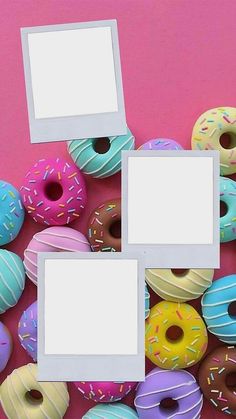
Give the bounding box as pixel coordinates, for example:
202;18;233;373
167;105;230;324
0;180;24;246
220;177;236;243
74;381;136;403
18;301;37;361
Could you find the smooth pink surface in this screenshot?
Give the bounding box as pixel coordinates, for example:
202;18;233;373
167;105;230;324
73;382;136;403
0;0;236;417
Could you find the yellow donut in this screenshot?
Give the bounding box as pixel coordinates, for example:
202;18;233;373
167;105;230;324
145;268;214;302
0;363;69;419
145;301;208;370
191;107;236;175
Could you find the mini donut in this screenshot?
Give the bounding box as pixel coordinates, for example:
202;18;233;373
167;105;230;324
74;381;136;403
191;107;236;175
220;177;236;242
145;268;214;302
202;274;236;344
83;403;138;419
20;157;86;225
139;138;183;150
198;345;236;415
88;198;121;251
135;366;203;419
18;301;37;361
0;322;12;372
145;283;150;319
0;249;25;314
67;128;135;179
24;226;91;285
0;363;69;419
0;180;24;246
145;301;208;369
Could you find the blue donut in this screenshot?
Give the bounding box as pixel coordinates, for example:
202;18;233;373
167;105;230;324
145;283;150;319
83;403;138;419
220;177;236;243
67;128;135;178
202;274;236;344
0;180;24;246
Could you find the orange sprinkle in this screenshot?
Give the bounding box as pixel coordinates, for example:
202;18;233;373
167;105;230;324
176;310;183;320
68;172;77;179
73;213;80;217
57;212;64;218
27;206;35;211
58;172;61;180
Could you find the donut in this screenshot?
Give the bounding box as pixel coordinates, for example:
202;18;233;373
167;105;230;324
0;322;12;372
145;301;208;369
88;198;121;251
18;301;37;361
202;274;236;344
191;106;236;175
0;180;24;246
83;403;138;419
145;268;214;302
74;381;136;403
135;366;203;418
0;363;69;419
145;283;150;319
67;128;135;179
139;138;183;150
24;226;91;285
20;157;86;225
220;177;236;242
0;249;25;314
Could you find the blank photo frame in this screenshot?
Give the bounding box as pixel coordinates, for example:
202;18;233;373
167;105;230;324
21;20;126;143
122;150;219;268
38;252;145;382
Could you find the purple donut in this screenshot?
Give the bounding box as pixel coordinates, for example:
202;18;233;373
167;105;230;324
18;301;37;361
0;322;12;372
139;138;183;150
134;367;203;419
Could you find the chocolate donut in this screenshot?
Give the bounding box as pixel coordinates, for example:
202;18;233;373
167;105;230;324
88;198;121;251
198;345;236;415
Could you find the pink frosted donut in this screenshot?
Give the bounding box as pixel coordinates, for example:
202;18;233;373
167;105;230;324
0;322;12;372
24;226;91;285
74;381;136;403
18;301;37;362
20;157;86;225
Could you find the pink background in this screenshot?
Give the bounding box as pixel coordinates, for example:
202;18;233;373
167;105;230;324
0;0;236;417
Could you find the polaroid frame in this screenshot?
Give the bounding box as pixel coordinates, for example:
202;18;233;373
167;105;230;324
37;252;145;382
21;20;126;143
122;150;220;268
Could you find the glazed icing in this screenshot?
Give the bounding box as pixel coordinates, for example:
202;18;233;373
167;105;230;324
220;177;236;242
0;180;24;246
0;321;12;372
83;403;138;419
74;381;136;403
18;301;37;361
139;138;183;150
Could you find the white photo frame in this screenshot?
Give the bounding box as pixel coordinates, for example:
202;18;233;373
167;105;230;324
37;252;145;382
21;20;126;143
122;150;219;268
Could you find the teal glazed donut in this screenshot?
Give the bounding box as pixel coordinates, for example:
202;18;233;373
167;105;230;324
220;177;236;242
202;275;236;344
0;250;25;314
145;283;150;319
83;403;138;419
0;180;24;246
67;128;135;178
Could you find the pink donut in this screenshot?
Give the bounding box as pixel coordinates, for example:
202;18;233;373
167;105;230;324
74;381;136;403
24;226;91;285
20;157;86;225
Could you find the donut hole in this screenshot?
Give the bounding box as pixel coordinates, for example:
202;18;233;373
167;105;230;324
160;398;178;414
228;301;236;318
45;182;63;201
220;201;228;217
166;325;184;343
93;137;111;154
171;269;189;277
226;372;236;390
109;219;121;239
219;132;236;149
25;389;43;405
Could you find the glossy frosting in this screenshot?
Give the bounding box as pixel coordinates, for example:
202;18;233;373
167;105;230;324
83;403;138;419
0;180;24;246
18;301;37;361
0;321;12;372
74;381;136;403
220;177;236;242
0;249;25;313
139;138;183;150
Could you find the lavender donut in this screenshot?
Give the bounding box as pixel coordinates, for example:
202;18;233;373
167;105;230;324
18;301;37;361
0;322;12;372
134;367;203;419
24;226;91;285
139;138;183;150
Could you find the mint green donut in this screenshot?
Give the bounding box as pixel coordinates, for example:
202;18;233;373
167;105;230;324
0;250;25;313
83;403;138;418
220;177;236;242
67;128;135;178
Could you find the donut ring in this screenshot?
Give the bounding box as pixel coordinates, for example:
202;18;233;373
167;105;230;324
68;128;135;179
0;180;24;246
139;138;183;150
20;157;86;226
88;198;121;251
191;107;236;175
145;301;208;369
0;322;12;373
198;346;236;415
220;177;236;243
74;381;136;403
202;274;236;344
145;268;214;302
83;403;138;418
18;301;37;361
